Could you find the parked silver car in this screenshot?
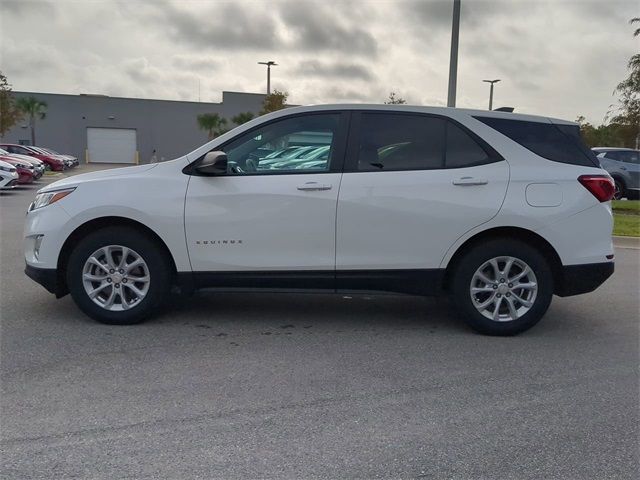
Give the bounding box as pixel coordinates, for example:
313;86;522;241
592;147;639;200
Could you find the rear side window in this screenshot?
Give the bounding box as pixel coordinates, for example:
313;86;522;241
354;113;499;172
475;116;599;167
445;122;492;168
357;113;445;171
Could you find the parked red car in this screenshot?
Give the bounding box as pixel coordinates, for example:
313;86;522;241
0;155;35;184
0;144;65;171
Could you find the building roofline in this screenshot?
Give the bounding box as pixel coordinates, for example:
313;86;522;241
12;90;225;106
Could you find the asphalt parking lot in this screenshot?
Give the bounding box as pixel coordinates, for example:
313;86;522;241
1;165;639;479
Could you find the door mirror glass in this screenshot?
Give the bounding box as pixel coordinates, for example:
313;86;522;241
196;151;228;175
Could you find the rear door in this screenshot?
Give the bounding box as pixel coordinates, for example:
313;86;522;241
336;111;509;278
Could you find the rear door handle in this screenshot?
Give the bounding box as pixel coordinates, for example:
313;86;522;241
452;177;489;186
297;182;332;191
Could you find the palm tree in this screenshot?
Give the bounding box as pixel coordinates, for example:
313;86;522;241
16;96;47;145
631;17;640;37
232;112;255;126
197;113;227;139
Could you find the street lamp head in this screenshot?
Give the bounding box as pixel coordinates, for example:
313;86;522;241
258;61;278;67
483;79;501;84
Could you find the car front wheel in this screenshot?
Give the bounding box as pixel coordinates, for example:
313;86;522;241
67;227;172;324
613;179;625;200
451;239;553;336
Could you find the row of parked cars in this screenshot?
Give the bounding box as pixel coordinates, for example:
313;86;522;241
0;144;79;189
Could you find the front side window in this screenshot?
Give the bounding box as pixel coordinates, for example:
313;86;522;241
221;114;340;175
620;151;639;164
357;113;445;171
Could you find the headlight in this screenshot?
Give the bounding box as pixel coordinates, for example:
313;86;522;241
0;165;14;172
30;188;75;211
17;163;29;169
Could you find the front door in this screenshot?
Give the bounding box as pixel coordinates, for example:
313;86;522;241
185;112;348;273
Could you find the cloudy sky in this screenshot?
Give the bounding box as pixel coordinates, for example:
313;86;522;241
0;0;637;123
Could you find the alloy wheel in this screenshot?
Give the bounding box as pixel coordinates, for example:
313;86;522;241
82;245;150;311
469;256;538;322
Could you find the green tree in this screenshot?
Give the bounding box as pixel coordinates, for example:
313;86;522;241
197;113;227;139
576;116;628;147
384;92;407;104
610;18;640;148
16;96;47;145
0;72;22;139
232;112;255;126
260;90;288;115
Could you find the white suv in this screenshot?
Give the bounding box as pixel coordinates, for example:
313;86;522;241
24;105;615;335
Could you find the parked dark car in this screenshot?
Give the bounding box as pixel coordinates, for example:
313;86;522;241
592;147;640;200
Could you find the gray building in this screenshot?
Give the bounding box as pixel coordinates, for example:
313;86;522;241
2;91;266;164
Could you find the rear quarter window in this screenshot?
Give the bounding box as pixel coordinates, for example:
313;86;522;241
475;116;599;167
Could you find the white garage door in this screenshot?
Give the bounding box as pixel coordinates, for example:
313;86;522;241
87;128;137;164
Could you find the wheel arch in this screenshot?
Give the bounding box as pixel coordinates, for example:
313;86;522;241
442;226;563;294
55;216;178;297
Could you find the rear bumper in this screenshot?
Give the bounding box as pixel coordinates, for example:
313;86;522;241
25;264;66;297
555;261;614;297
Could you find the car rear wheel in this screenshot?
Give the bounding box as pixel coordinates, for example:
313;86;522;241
451;239;553;336
67;227;172;324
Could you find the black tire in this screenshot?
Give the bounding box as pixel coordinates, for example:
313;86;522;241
450;239;554;336
612;178;625;200
67;226;172;325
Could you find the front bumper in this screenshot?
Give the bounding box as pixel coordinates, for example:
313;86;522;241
25;264;67;297
555;261;614;297
1;178;18;189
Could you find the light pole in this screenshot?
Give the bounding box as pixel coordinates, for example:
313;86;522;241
483;79;500;110
258;61;277;95
447;0;461;107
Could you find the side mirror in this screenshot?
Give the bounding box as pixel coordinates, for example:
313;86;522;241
195;151;227;175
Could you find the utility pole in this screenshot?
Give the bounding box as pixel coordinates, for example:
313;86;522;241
482;79;501;110
258;61;277;95
447;0;461;107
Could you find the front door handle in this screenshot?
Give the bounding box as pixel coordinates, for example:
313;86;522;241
452;177;489;186
297;182;332;191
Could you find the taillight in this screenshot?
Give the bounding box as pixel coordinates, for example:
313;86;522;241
578;175;615;202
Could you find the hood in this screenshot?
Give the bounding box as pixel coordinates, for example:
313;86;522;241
40;163;158;192
10;153;43;165
0;158;16;170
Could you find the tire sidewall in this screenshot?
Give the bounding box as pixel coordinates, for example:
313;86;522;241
67;227;171;325
452;239;554;336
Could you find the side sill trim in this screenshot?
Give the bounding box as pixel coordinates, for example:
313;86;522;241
177;269;446;296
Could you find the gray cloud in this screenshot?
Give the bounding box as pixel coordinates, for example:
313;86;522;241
279;1;378;57
171;55;220;72
404;0;453;30
0;0;56;17
149;1;280;51
292;61;374;81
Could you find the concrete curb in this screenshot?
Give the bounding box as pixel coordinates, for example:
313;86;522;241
613;236;640;249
